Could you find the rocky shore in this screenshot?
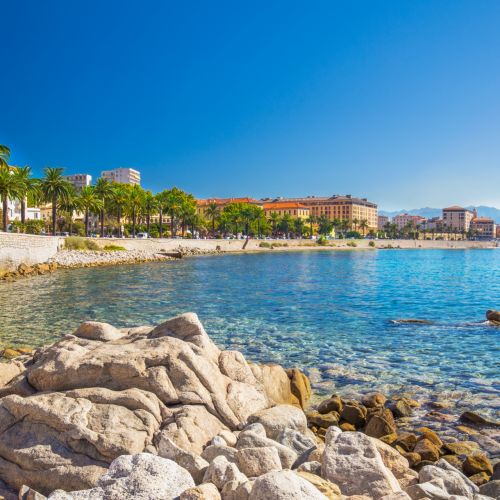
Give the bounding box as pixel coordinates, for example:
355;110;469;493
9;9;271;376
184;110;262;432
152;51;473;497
0;313;498;500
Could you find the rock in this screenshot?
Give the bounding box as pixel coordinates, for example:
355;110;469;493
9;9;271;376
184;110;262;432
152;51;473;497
48;453;195;499
218;430;238;447
1;348;21;360
203;456;246;490
219;351;257;385
463;454;493;476
340;422;356;432
379;493;411;500
318;396;343;414
479;480;500;498
442;454;463;471
297;461;322;475
340;402;368;428
371;438;418;489
321;427;401;498
401;452;421;468
486;309;500;325
420;462;478;497
365;409;397;438
159;405;229;455
236;447;282;477
0;360;25;388
0;479;17;500
222;480;253;500
307;410;340;429
414;439;440;462
180;483;222;499
296;471;341;499
274;428;317;455
405;478;449;500
236;430;298;469
468;472;490;486
201;445;239;464
444;441;481;457
250;364;293;406
362;393;387;409
395;434;418;452
287;368;312;409
249;470;328;499
390;399;414;418
157;436;209;484
73;321;125;341
460;411;500;427
380;433;398;445
247;405;307;439
18;485;47;500
417;427;443;448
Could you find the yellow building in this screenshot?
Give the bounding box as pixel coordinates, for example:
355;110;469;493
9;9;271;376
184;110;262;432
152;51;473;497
268;195;378;231
263;201;310;219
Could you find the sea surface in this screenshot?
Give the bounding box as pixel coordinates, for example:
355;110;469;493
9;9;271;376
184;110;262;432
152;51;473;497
1;249;499;417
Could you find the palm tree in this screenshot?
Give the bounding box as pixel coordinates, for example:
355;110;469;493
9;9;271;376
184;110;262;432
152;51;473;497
12;166;40;225
40;168;72;235
127;184;145;237
0;145;10;168
360;219;368;236
94;178;114;237
0;164;22;231
205;202;219;238
306;215;316;239
58;186;81;235
164;187;185;237
143;191;157;236
111;184;129;237
269;212;280;237
352;217;359;232
79;186;104;237
294;217;305;238
155;191;168;238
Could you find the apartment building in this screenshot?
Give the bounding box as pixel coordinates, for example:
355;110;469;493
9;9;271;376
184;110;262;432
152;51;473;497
65;174;92;191
101;168;141;185
268;195;378;230
470;217;496;240
262;201;310;220
377;215;389;230
392;213;426;230
442;206;475;232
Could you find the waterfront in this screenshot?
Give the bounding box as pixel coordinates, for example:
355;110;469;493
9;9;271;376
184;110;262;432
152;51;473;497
1;249;499;416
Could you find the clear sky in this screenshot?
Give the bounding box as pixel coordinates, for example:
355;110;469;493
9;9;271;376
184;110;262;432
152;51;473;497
2;0;499;210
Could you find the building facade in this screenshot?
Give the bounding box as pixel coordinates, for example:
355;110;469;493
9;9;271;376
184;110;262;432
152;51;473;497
262;202;310;220
392;213;426;230
470;217;496;240
377;215;389;230
65;174;92;191
266;195;378;230
196;198;261;217
442;206;475;232
101;168;141;185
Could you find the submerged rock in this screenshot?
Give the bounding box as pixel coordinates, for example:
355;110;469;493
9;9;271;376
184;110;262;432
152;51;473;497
486;309;500;325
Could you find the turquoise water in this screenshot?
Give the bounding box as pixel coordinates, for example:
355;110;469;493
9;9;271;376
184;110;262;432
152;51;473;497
1;249;499;416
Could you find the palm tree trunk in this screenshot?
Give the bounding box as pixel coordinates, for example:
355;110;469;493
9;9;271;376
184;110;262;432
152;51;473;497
21;199;26;225
212;217;215;238
117;207;122;237
100;210;105;237
2;197;8;232
147;208;151;235
85;210;89;237
52;196;57;235
159;207;163;238
132;208;136;237
170;215;174;238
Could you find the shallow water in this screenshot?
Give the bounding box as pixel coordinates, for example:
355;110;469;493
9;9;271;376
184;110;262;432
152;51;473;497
1;249;499;416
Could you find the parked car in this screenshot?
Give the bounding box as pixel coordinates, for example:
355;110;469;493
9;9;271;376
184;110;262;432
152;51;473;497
136;232;149;239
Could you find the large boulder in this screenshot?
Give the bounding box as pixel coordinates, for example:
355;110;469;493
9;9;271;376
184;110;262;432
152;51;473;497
286;368;312;409
321;427;401;498
249;470;328;499
47;453;195;499
247;404;308;439
0;360;25;388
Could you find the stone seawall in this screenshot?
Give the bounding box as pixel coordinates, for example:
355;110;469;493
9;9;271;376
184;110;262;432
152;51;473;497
0;233;63;273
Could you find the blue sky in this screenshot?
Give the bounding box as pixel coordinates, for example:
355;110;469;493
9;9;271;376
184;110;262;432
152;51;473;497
2;0;499;210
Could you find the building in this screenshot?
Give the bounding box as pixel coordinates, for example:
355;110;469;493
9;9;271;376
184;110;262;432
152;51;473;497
470;217;496;240
497;226;500;239
266;195;378;231
65;174;92;191
377;215;389;230
196;198;261;217
442;206;475;232
392;213;426;230
262;201;310;220
101;168;141;185
420;217;443;231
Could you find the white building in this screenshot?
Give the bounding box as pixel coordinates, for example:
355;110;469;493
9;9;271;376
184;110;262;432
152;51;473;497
101;168;140;185
7;199;41;221
65;174;92;191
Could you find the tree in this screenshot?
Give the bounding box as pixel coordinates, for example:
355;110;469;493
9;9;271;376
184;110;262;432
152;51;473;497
94;178;114;237
278;213;293;238
178;193;197;237
318;216;333;236
155;191;168;238
79;186;103;237
111;184;129;237
164;187;185;237
306;215;316;239
127;184;145;237
360;219;368;236
12;166;40;225
294;217;305;238
269;212;280;237
58;186;81;235
40;168;72;235
0;164;22;231
0;145;10;168
205;202;219;238
143;190;158;236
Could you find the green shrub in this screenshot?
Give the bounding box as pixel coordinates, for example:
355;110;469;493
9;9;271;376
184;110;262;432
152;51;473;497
272;242;288;248
346;241;357;247
65;237;100;251
259;241;272;248
103;244;126;251
368;241;375;247
317;235;328;246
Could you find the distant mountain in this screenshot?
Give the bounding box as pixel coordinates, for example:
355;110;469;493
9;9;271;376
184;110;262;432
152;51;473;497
379;206;500;223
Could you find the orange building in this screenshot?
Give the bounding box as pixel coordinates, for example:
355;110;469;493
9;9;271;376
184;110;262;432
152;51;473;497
262;201;310;220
